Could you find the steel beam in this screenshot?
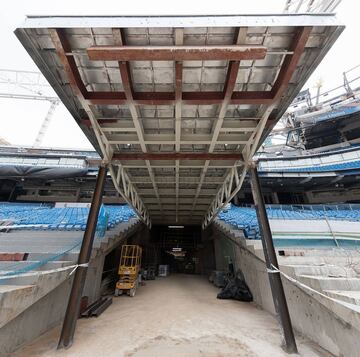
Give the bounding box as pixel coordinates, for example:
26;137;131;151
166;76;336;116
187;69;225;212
129;176;225;184
58;164;107;349
50;28;151;227
202;105;274;228
106;133;249;145
86;90;273;106
81;118;259;132
201;28;311;227
122;162;235;168
271;27;312;100
175;28;183;223
249;164;297;354
112;28;162;214
143;197;212;204
112;152;243;161
108;164;151;226
137;188;217;196
192;27;246;216
87;45;267;61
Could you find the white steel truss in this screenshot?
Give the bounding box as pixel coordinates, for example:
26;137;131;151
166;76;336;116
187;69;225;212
15;15;343;227
202;105;275;228
47;29;152;228
109;164;151;227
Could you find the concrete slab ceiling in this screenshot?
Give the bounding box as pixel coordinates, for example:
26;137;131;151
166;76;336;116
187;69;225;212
15;14;344;227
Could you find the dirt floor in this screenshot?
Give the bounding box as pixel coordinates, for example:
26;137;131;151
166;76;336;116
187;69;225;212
12;274;331;357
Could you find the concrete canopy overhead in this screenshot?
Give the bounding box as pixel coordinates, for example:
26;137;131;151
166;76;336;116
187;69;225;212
15;14;344;227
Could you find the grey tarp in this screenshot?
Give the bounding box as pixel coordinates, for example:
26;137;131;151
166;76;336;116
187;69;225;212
0;165;88;179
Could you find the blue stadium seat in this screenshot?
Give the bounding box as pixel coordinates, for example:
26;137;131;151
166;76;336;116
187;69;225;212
267;160;360;173
0;203;136;232
218;204;360;239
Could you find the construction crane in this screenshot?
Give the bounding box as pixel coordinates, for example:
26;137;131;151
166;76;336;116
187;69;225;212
0;69;60;147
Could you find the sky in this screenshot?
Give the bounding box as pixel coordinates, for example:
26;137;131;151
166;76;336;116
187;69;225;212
0;0;356;150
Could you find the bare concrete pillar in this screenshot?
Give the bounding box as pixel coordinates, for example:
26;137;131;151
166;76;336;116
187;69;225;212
304;191;313;203
272;192;280;204
233;194;240;206
75;188;81;202
83;254;105;304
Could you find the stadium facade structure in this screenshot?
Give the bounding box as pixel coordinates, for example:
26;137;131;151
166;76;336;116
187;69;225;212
3;11;360;357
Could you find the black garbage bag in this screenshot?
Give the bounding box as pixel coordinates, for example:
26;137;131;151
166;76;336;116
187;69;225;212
217;270;253;302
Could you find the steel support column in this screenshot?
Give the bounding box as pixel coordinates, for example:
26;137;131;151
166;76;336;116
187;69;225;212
249;164;297;354
58;164;108;349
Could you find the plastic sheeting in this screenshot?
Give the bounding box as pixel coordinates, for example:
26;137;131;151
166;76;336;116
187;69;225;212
0;165;88;179
217;270;253;302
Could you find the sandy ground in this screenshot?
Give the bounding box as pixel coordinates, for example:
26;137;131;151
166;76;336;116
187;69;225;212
12;274;331;357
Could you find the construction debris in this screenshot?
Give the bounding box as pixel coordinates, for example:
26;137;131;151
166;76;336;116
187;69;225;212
81;297;112;318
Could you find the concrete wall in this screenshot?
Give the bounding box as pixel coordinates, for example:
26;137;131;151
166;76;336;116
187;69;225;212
212;224;360;357
197;231;216;275
82;223;149;304
0;219;143;355
0;277;72;357
306;188;360;203
270;219;360;235
0;267;77;329
213;231;236;271
83;253;105;304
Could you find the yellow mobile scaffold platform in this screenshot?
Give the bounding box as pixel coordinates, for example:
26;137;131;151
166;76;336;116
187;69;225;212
115;245;142;297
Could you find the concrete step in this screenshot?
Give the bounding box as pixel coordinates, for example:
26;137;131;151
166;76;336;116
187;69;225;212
93;236;112;249
245;240;262;248
0;236;82;243
0;260;73;272
0;284;37;325
0;231;84;239
0;242;82;250
324;290;360;305
298;274;360;291
0;235;83;241
27;252;78;261
0;219;141;332
0;284;35;293
0;220;137;243
0;266;74;328
251;248;265;261
280;248;360;258
281;264;357;278
277;256;360;266
0;247;81;254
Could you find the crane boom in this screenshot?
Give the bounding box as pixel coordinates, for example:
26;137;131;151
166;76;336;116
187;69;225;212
0;69;60;147
33;100;59;147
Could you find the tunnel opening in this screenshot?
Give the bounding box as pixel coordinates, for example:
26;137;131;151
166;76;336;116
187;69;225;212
100;229;146;295
99;224;217;298
149;225;215;276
